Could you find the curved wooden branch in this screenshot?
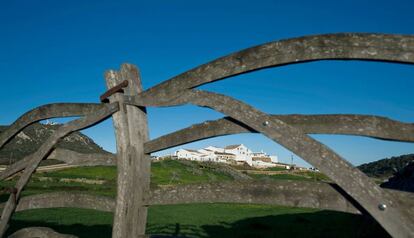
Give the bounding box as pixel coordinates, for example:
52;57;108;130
9;227;77;238
0;103;119;237
0;104;118;181
145;114;414;153
126;90;414;237
0;103;106;149
138;33;414;103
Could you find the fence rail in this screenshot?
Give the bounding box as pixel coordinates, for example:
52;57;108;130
144;114;414;153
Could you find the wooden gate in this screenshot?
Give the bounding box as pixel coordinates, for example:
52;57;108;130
0;33;413;237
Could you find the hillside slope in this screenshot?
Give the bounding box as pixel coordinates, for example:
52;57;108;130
0;123;112;165
381;162;414;192
358;154;414;179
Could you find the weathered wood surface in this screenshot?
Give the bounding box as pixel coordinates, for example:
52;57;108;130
0;103;105;149
126;90;414;237
145;114;414;153
0;103;119;237
8;227;77;238
137;33;414;103
0;104;117;181
1;33;413;237
105;64;150;238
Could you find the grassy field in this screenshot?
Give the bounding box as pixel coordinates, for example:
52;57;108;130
262;166;288;171
249;171;330;182
1;159;389;237
6;204;388;238
151;160;234;186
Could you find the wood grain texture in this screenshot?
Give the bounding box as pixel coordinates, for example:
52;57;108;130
144;114;414;153
126;90;414;237
0;103;118;237
138;33;414;103
2;33;413;237
105;64;150;238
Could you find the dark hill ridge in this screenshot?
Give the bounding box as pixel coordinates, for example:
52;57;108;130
357;154;414;179
0;122;112;165
381;162;414;193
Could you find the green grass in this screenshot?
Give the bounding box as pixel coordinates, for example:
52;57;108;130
26;179;116;197
297;171;331;182
6;204;388;238
39;166;117;180
0;179;116;203
250;173;312;181
263;166;288;171
147;203;388;238
0;160;388;237
7;208;113;238
249;171;331;182
0;161;330;202
150;160;234;186
37;160;234;187
0;161;332;202
1;160;236;202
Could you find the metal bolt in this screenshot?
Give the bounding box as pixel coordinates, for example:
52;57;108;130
378;204;387;211
263;121;269;126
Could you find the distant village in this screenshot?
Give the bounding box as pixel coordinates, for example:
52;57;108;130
157;144;308;170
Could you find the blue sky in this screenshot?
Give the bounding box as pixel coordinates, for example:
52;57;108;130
1;0;413;167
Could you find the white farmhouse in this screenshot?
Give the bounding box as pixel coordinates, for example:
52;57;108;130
205;146;225;153
214;151;236;163
175;149;203;161
174;144;278;168
197;148;218;162
224;144;253;166
252;151;278;163
269;155;278;163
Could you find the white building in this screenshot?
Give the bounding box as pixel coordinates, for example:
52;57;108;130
252;151;278;163
197;149;218;162
205;146;225;153
224;144;253;165
252;160;278;168
175;149;203;161
174;144;278;168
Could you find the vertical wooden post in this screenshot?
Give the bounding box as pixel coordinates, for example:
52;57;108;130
104;63;150;238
